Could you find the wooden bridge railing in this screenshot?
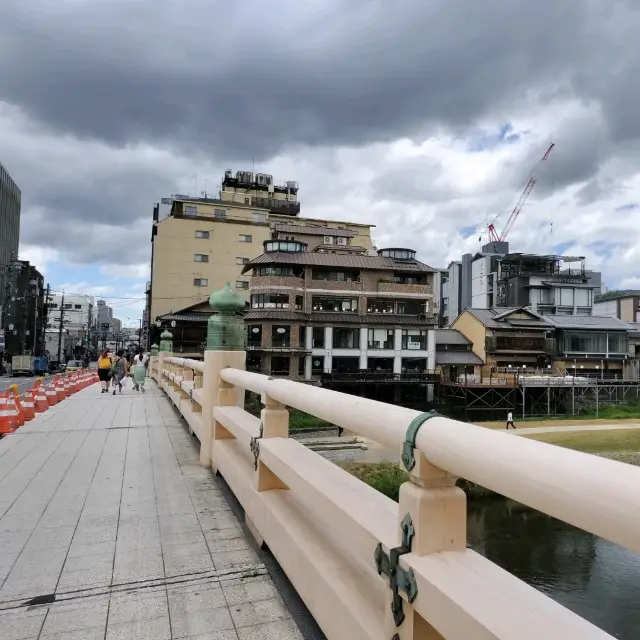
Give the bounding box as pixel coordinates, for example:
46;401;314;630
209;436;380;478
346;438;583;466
148;350;639;640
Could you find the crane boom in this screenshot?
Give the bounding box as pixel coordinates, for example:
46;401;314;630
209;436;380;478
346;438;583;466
487;142;555;243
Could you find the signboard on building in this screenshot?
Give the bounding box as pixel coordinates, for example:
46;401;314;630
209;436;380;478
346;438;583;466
0;329;5;353
407;341;421;350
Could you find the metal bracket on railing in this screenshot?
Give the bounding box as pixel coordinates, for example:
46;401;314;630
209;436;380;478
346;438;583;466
374;513;418;628
250;423;263;471
401;410;439;472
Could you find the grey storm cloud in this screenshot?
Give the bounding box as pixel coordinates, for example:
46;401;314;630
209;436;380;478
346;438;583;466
1;0;640;274
1;0;636;162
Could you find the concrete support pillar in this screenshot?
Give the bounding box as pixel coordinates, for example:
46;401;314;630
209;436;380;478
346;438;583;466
304;328;313;380
359;325;368;370
324;326;333;373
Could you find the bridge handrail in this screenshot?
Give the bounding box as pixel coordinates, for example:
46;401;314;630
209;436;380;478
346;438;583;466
220;367;640;555
152;352;626;638
165;356;204;373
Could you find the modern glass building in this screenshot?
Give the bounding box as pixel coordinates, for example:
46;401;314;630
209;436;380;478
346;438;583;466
0;161;20;268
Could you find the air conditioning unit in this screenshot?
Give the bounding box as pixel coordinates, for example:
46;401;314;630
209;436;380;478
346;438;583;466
236;171;253;183
287;181;297;189
255;173;268;185
224;170;233;179
337;237;347;246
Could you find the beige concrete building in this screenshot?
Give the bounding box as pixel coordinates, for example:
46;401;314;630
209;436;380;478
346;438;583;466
149;170;374;321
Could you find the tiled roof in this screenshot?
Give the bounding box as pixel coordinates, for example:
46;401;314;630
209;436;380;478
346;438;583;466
159;313;211;322
273;223;356;237
464;308;553;329
309;312;431;326
435;329;471;345
244;310;309;322
243;252;435;273
436;351;484;365
545;315;631;330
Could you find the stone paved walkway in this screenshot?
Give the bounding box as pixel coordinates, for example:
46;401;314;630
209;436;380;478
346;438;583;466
0;381;304;639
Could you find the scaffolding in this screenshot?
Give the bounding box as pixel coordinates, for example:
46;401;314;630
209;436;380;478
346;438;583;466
437;378;640;421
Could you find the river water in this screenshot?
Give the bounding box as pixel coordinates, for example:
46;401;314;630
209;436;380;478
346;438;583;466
468;500;640;638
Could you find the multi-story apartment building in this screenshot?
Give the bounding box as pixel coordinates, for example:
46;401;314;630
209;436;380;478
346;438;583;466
149;170;373;323
440;241;602;322
0;161;20;270
2;261;45;358
47;294;94;331
242;238;436;380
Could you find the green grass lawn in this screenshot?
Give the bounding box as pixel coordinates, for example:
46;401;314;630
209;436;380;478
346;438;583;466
524;428;640;453
288;408;333;430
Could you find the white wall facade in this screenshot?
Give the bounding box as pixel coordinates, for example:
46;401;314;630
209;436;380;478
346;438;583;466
48;294;94;331
305;326;436;379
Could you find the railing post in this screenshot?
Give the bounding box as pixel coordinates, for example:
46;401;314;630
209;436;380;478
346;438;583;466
246;391;289;546
200;283;246;468
388;440;467;639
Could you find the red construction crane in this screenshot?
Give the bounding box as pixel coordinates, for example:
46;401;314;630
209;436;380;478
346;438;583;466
487;142;555;243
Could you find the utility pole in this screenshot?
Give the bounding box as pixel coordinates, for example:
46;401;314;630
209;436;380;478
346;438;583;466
57;292;65;364
87;302;93;362
41;284;51;357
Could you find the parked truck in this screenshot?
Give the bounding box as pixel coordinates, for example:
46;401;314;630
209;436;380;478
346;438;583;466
11;355;49;376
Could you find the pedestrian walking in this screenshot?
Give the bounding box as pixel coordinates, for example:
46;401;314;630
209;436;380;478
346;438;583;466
97;350;112;393
506;410;516;430
110;350;128;395
131;348;148;393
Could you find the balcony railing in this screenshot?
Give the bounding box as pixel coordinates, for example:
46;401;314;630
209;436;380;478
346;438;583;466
152;353;637;640
377;281;432;295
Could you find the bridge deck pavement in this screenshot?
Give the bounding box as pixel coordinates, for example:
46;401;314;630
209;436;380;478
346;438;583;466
0;381;304;640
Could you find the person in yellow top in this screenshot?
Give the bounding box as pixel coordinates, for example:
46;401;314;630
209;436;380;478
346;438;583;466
97;350;112;393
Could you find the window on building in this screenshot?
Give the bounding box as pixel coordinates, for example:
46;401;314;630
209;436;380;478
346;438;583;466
312;327;325;348
311;269;358;282
333;327;360;349
236;257;250;265
252;212;268;223
366;299;395;314
194;254;209;262
254;266;296;277
214;209;227;219
397;299;424;315
74;304;82;309
300;325;307;347
50;303;58;309
393;274;424;285
312;356;324;375
184;205;197;216
272;325;291;348
239;234;252;243
64;303;72;309
271;356;290;376
195;230;210;239
608;332;628;354
564;331;608;353
236;280;249;290
194;278;209;287
368;328;394;349
251;294;289;309
247;325;262;347
295;296;303;310
402;329;427;350
312;297;358;312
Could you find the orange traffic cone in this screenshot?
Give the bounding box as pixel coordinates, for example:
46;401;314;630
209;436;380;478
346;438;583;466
34;384;48;413
21;391;35;421
0;393;12;435
8;392;22;430
46;383;58;406
55;376;66;402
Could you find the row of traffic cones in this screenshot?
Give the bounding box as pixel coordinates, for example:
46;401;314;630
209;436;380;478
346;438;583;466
0;370;99;435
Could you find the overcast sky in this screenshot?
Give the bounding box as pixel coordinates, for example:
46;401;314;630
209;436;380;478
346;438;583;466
1;0;639;324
